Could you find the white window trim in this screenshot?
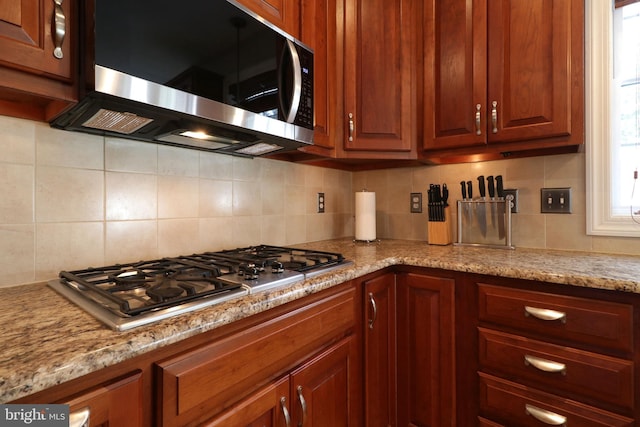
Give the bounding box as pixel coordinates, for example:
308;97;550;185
586;0;640;236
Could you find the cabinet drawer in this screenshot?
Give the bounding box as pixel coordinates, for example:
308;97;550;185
478;284;633;352
156;286;356;427
479;373;634;427
479;328;634;410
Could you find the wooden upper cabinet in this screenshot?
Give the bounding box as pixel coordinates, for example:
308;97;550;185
299;0;340;155
423;0;584;158
0;0;72;80
341;0;417;157
236;0;301;39
0;0;77;121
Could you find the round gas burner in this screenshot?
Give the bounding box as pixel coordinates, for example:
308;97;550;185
146;286;184;303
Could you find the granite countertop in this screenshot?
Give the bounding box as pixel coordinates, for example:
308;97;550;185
2;238;640;403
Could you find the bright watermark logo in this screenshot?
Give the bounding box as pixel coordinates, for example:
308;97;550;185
0;405;69;426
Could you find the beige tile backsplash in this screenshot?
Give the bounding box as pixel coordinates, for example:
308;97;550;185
1;115;639;287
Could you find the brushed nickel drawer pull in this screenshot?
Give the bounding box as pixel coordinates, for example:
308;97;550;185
524;354;567;375
525;403;567;426
348;113;354;142
297;385;307;427
52;0;66;59
475;104;482;135
69;407;90;427
368;292;377;329
280;397;291;427
524;306;567;323
491;101;498;133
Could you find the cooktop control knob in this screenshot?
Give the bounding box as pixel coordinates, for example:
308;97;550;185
240;264;259;280
271;261;284;274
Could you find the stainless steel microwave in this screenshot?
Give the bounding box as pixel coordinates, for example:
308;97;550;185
51;0;314;157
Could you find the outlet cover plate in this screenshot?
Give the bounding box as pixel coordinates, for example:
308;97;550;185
410;192;422;213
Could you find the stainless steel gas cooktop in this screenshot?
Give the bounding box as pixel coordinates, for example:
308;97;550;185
48;245;352;331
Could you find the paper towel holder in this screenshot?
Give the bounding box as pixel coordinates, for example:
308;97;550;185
354;189;378;243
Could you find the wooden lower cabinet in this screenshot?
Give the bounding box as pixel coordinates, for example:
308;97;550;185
156;285;359;426
362;269;457;427
396;272;456;427
205;336;356;427
62;371;143;427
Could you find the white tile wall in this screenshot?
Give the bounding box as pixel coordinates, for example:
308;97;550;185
2;114;639;288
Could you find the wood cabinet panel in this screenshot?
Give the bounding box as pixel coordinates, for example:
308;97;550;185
363;273;396;427
300;0;340;154
479;373;634;427
290;336;357;427
236;0;300;38
423;0;583;159
203;376;290;427
478;283;634;353
63;371;143;427
396;272;455;427
156;286;356;426
342;0;416;155
0;0;72;79
479;328;634;410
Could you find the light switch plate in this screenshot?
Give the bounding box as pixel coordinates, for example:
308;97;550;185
540;188;572;213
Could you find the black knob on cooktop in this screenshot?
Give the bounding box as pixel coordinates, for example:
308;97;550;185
271;261;284;274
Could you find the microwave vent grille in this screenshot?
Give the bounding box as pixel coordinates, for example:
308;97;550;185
82;109;154;134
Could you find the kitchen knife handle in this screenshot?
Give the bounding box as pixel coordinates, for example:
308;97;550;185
467;181;473;199
475;104;482;135
52;0;66;59
460;181;467;200
281;397;292;427
297;386;307;427
442;184;449;207
477;176;486;198
496;175;504;198
487;176;495;198
524;306;567;323
524;354;567;375
491;101;498;134
368;292;377;329
525;404;567;426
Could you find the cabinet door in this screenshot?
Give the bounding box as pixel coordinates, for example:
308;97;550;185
300;0;340;154
396;272;455;427
0;0;72;80
236;0;300;38
423;0;487;150
290;337;357;427
342;0;416;154
64;371;142;427
363;273;397;427
203;377;291;427
487;0;574;143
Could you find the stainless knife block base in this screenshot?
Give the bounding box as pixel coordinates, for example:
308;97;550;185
455;195;515;249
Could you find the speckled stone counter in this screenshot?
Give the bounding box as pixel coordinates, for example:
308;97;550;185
2;238;640;403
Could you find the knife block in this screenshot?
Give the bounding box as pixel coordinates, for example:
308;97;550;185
428;209;452;245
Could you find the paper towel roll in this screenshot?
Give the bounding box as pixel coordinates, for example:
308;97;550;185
355;191;376;241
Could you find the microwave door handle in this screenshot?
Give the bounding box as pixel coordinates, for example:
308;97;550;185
279;39;303;123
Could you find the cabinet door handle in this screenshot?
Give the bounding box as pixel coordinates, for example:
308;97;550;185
475;104;482;135
348;113;354;142
491;101;498;134
524;354;567;375
524;306;567;323
280;397;291;427
69;407;90;427
368;292;377;329
525;403;567;426
297;385;307;427
52;0;66;59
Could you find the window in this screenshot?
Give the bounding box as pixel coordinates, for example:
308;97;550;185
587;0;640;236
